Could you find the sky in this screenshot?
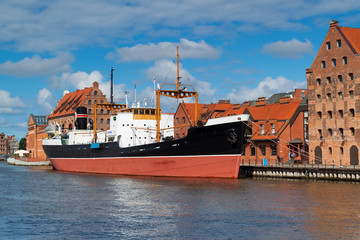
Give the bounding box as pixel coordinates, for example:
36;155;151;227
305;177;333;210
1;0;360;139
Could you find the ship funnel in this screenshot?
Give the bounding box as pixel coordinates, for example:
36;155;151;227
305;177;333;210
75;106;87;130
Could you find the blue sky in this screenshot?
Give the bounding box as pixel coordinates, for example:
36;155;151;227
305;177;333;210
1;0;360;139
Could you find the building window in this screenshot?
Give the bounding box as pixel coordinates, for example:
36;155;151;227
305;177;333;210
338;110;344;118
100;100;103;103
107;119;110;124
107;110;110;114
317;94;321;102
88;100;91;105
349;73;354;80
327;76;331;83
88;109;91;114
251;146;255;156
328;128;333;136
327;111;332;118
332;59;336;66
100;119;103;124
350;108;355;117
343;57;347;65
338;92;343;100
349;91;354;99
339;128;344;138
318;129;322;138
337;39;342;47
94;91;97;96
326;42;331;50
321;61;326;69
329;147;332;155
316;78;321;85
317;111;322;119
100;109;103;114
182;117;186;123
340;147;344;155
271;123;275;134
350;127;355;136
176;118;179;124
260;145;266;156
327;93;331;101
271;145;277;156
338;75;343;82
94;100;97;104
260;124;265;134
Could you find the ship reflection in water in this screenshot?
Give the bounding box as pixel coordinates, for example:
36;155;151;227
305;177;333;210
1;161;360;239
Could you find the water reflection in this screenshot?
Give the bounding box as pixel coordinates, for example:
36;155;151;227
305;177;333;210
1;162;360;239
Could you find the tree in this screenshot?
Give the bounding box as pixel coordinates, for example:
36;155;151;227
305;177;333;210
19;138;26;150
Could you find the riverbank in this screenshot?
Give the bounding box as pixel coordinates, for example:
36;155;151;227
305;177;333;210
239;163;360;181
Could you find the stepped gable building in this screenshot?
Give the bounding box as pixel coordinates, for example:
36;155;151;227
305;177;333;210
26;114;48;160
306;20;360;165
48;82;111;133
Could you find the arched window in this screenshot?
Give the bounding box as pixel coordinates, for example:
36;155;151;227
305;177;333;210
88;109;91;114
88;100;91;105
94;91;98;96
100;109;103;114
350;146;359;165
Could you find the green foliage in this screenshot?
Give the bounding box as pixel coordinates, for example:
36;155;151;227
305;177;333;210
19;138;26;150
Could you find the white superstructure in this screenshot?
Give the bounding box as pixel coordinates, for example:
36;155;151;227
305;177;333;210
108;108;174;147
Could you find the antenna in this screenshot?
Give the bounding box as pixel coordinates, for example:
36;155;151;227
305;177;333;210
134;84;137;108
153;77;156;107
110;67;114;104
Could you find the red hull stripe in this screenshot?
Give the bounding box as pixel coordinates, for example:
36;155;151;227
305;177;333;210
49;154;242;178
76;114;87;118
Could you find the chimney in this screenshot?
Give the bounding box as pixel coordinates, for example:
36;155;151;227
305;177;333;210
329;19;338;27
256;97;266;106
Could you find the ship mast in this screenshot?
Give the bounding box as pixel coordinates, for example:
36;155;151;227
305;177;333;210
155;46;198;142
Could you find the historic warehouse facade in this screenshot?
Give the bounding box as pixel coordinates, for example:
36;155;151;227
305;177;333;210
307;20;360;165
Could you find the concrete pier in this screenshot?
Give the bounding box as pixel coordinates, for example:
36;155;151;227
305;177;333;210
239;164;360;181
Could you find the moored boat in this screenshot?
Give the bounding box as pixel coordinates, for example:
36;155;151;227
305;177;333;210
43;47;249;178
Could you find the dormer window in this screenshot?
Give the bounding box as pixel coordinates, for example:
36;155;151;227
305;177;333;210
337;39;341;47
326;42;331;50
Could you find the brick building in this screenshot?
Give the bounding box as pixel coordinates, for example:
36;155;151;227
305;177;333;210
306;20;360;165
48;81;111;133
174;90;308;164
26;114;48;160
0;133;9;156
8;136;19;156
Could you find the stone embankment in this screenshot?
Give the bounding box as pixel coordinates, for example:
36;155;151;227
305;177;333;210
239;164;360;181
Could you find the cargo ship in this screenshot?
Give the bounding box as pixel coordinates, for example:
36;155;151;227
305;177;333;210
43;47;249;178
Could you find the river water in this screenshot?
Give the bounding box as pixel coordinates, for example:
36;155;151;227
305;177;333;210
1;161;360;239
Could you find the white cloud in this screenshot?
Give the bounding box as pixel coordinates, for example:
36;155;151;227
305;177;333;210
145;59;216;103
0;89;26;114
109;39;221;62
37;88;54;112
0;52;74;77
227;76;307;102
2;0;356;52
50;70;126;103
261;38;313;59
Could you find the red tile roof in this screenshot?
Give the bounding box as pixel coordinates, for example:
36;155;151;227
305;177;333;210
339;26;360;54
48;87;92;118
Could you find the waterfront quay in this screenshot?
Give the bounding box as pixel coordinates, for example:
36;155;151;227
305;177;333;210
239;162;360;181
